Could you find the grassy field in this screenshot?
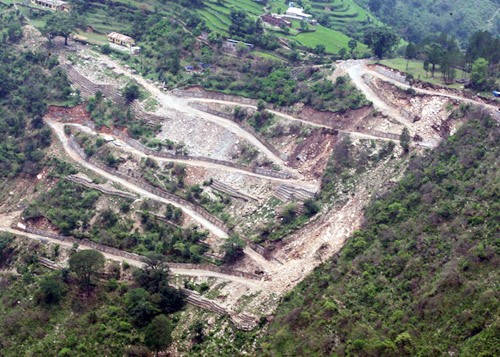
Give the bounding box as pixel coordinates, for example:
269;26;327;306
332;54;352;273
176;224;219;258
268;0;380;34
289;24;368;54
253;50;284;62
198;0;265;35
377;58;466;89
74;30;108;45
20;0;367;56
198;7;230;33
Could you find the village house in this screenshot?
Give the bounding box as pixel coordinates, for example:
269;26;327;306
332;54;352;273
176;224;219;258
30;0;70;12
261;14;292;28
107;32;135;48
222;39;254;53
284;6;317;25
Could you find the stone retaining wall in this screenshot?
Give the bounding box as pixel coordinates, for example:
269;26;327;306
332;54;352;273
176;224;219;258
189;102;289;162
68;135;230;233
23;227;260;280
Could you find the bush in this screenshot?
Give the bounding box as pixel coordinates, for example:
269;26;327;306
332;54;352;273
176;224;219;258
101;44;111;55
122;83;141;103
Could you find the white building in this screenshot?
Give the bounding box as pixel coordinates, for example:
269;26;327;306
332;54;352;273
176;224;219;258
31;0;69;11
285;7;312;20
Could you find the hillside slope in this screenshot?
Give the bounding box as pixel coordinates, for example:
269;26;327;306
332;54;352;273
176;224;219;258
261;112;499;356
353;0;500;43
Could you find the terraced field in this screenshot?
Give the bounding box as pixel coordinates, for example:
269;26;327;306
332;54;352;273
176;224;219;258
198;0;265;35
197;0;366;54
290;24;368;54
311;0;383;40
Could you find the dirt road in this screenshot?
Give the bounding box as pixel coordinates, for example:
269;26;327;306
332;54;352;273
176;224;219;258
341;60;409;124
186;98;400;143
344;59;499;116
369;68;499;113
91;56;288;167
57;121;319;191
46;119;229;238
0;226;262;288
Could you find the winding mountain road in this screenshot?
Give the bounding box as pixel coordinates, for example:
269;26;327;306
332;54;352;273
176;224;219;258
46;119;229;238
343;61;409;124
347;60;499;116
92;56;288;168
186;98;400;143
0;226;262;288
55;121;319;191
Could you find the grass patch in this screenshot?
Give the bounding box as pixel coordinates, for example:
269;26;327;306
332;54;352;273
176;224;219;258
288;25;368;54
377;58;467;89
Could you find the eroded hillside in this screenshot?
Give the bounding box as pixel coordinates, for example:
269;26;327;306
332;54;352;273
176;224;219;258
1;9;498;355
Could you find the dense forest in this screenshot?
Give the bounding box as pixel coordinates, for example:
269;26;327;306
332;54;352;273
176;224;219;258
0;242;184;356
354;0;500;43
0;12;73;180
262;111;499;356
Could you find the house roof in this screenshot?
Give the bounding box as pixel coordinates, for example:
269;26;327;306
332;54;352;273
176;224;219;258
286;7;312;17
107;32;135;43
35;0;68;6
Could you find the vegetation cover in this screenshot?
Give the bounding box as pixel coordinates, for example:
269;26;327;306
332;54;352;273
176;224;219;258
354;0;500;43
262;112;499;356
23;180;210;263
0;12;73;179
0;244;184;356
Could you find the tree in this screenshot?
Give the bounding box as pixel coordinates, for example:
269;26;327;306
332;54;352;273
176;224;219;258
134;253;185;313
257;99;266;112
0;233;14;262
466;31;500;65
125;288;159;326
423;60;430;76
348;39;358;57
470;58;489;90
338;47;347;60
424;43;444;77
304;199;320;217
400;127;411;153
68;250;105;293
123;83;141;103
44;12;77;46
37;275;66;305
7;23;23;43
228;9;255;38
364;26;398;58
314;44;326;57
440;51;458;84
405;42;417;70
395;331;414;356
222;234;245;263
233;106;245;121
300;20;309;31
281;202;298;224
101;44;111;55
144;315;173;357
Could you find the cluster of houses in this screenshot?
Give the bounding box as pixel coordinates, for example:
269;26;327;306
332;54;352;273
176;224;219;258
261;2;317;28
32;0;315;59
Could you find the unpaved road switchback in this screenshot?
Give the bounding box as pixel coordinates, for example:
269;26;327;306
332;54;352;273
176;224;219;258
90;56;288;167
46;119;229;238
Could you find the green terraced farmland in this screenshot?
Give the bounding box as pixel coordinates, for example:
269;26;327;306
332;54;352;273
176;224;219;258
290;25;368;54
197;0;366;54
309;0;379;38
